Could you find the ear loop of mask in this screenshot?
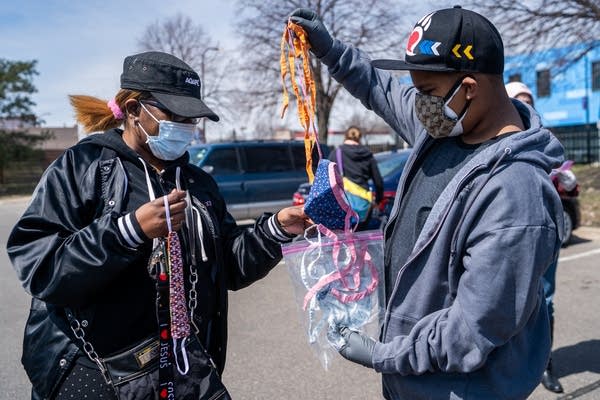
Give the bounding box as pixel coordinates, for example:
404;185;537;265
444;75;473;137
140;102;160;123
136;103;155;142
443;75;473;121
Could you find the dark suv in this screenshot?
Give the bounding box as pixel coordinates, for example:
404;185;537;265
188;141;329;220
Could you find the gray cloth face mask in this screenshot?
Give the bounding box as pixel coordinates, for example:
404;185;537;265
415;76;471;139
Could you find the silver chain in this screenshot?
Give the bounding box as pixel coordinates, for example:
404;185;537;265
69;318;112;385
188;264;199;333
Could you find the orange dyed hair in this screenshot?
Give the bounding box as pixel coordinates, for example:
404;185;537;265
69;89;150;133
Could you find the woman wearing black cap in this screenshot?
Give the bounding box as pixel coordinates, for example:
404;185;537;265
7;51;309;400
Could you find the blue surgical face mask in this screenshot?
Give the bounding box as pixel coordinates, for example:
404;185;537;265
138;103;197;160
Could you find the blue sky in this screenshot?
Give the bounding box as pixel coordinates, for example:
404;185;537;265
0;0;237;128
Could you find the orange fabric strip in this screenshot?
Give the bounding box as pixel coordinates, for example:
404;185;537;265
280;21;319;183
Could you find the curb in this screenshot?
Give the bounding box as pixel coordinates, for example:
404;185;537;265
572;226;600;240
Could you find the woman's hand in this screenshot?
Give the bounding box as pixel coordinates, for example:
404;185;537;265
135;189;187;239
276;206;313;236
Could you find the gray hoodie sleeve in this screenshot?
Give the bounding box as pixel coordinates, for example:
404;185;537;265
320;40;424;147
372;165;560;374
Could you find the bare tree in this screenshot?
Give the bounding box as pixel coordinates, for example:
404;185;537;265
341;109;391;135
335;94;407;149
467;0;600;69
234;0;416;142
137;14;233;125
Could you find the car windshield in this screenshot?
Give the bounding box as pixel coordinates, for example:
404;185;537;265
376;153;408;178
188;147;208;166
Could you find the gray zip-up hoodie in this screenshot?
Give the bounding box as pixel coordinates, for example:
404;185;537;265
321;40;564;399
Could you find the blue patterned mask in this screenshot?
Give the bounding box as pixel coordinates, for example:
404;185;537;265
303;159;357;230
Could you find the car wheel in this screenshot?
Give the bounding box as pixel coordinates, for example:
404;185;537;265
562;210;573;247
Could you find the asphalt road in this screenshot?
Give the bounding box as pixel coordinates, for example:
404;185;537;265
0;196;598;400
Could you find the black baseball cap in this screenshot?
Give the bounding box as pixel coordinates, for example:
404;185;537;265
371;6;504;74
120;51;219;121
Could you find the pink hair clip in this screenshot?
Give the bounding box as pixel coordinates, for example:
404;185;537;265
107;99;124;120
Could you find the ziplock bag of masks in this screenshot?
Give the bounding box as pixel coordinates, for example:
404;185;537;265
282;226;384;370
279;20;384;369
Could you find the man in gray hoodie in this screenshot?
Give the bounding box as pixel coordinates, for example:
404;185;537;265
289;6;564;400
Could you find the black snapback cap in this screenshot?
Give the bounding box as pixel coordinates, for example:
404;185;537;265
372;6;504;74
120;51;219;121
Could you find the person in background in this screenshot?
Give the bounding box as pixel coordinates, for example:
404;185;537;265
505;81;535;108
506;80;564;393
7;51;308;400
329;126;384;230
287;6;564;400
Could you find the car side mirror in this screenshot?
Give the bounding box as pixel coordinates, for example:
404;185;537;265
201;165;214;174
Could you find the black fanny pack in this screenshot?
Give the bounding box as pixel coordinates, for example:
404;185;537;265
74;335;160;387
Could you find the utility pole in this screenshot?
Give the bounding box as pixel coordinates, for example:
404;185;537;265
584;54;592;163
200;46;219;143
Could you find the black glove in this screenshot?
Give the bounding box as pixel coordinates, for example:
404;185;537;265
338;326;376;368
289;8;334;58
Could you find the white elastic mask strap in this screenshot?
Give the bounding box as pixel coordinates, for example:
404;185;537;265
173;337;190;375
138;104;159;144
443;83;464;120
137;121;154;146
140;102;160;124
444;82;469;137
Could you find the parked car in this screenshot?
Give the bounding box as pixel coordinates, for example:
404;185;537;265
292;149;412;229
188;140;329;220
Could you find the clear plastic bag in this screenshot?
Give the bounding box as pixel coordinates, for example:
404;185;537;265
282;226;384;370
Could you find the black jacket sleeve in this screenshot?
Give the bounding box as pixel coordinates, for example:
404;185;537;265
7;147;144;307
219;212;287;291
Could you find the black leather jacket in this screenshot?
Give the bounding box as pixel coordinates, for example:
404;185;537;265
7;129;289;399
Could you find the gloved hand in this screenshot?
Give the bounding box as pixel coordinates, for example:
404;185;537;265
289;8;334;58
337;326;376;368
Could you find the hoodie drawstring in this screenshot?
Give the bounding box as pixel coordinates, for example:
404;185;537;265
139;158;157;201
175;167;208;263
192;207;208;262
139;158;160;251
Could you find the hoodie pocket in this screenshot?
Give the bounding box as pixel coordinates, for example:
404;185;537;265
384;313;418;342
